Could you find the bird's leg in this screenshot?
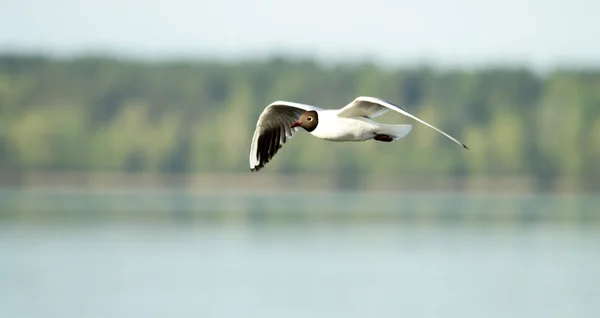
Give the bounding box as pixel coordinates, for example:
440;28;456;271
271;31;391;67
373;134;394;142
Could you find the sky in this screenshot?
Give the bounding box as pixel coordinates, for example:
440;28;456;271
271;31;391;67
0;0;598;70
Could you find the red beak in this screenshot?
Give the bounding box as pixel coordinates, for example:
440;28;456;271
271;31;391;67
291;122;300;128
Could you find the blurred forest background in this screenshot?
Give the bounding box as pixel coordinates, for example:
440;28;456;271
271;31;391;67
0;54;598;193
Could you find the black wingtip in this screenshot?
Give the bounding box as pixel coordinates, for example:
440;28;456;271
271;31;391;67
462;143;469;150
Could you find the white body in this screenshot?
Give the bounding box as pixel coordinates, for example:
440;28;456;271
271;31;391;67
310;110;400;141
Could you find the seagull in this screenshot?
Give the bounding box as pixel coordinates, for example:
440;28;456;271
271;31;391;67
249;96;468;172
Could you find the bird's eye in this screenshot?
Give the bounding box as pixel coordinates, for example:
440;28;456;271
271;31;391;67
308;117;312;121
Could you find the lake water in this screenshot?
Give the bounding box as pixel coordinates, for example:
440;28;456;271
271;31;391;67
1;189;599;318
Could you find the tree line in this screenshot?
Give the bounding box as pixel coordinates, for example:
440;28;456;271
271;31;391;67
0;55;598;191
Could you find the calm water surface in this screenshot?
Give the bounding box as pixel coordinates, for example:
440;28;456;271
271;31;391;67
0;190;599;318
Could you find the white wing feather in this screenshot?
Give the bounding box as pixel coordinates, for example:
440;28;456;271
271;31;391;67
336;96;469;149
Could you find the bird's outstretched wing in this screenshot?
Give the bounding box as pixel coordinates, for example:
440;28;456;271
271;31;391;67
249;101;322;171
336;96;469;149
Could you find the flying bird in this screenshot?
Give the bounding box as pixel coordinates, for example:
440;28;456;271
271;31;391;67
249;96;468;172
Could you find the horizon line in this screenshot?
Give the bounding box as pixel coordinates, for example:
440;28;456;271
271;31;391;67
2;48;600;74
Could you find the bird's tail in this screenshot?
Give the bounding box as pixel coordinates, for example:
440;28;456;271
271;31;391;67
375;124;412;140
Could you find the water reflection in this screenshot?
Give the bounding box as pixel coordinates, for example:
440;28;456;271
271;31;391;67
1;189;598;224
0;189;599;318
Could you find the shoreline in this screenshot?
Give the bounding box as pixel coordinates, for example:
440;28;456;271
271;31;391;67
0;171;592;195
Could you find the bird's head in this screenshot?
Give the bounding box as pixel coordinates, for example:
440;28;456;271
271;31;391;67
291;110;319;132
